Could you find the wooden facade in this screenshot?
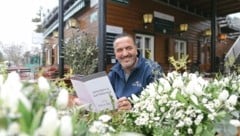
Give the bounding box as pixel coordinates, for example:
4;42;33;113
42;0;237;75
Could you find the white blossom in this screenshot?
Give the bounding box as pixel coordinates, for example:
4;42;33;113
56;88;69;109
99;115;112;123
190;95;198;105
7;122;20;136
187;128;193;134
59;115;73;136
229;119;240;127
226;95;238;106
38;107;59;136
218;90;229;101
38;76;50;92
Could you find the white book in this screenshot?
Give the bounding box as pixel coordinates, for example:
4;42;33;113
70;71;117;112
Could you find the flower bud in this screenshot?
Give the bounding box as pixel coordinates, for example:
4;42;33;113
56;88;69;109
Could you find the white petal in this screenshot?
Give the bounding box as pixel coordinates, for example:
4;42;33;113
59;115;73;136
56;88;69;109
38;76;50;92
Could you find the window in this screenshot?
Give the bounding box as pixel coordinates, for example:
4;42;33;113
174;39;187;59
135;34;154;60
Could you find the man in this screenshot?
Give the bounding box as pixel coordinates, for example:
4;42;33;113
108;33;163;110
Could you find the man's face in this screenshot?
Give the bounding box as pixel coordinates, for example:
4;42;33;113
114;36;138;71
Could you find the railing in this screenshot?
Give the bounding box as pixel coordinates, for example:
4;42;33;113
224;36;240;72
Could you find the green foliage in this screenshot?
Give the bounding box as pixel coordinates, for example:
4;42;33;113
224;55;240;74
64;32;98;75
168;55;191;72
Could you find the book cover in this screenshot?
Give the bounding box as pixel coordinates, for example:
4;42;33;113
70;71;117;112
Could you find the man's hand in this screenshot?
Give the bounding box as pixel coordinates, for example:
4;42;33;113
117;97;132;111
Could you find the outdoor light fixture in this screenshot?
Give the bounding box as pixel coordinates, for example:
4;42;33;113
44;39;49;44
143;13;153;24
53;31;58;38
205;29;211;36
179;24;188;32
67;18;78;28
143;13;153;29
218;33;227;40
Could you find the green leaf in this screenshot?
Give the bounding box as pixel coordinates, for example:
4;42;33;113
18;101;33;133
29;107;44;135
176;92;187;104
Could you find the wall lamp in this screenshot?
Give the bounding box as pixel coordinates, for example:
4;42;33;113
143;13;153;29
203;29;211;37
179;23;188;32
53;31;58;38
67;18;78;28
218;33;227;41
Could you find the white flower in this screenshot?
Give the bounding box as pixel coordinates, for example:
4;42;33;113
0;74;4;87
7;122;20;136
187;128;193;134
0;72;31;113
170;88;178;99
227;95;238;106
99;115;112;123
59;115;73;136
172;77;184;89
131;94;139;102
183;117;193;126
190;95;198;105
218;90;229;101
158;78;171;92
186;80;203;96
38;76;50;92
0;129;7;136
39;107;59;136
56;88;69;109
194;114;203;125
229;119;240;127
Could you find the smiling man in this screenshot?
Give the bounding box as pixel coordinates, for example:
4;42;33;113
108;33;163;110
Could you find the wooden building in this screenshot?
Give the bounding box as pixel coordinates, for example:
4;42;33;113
42;0;240;76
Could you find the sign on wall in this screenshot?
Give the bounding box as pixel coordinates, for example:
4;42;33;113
106;25;123;64
153;11;175;34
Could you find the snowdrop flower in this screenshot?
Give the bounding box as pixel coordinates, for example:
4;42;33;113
7;122;20;136
0;74;3;88
159;78;171;92
0;129;7;136
227;95;238;106
59;115;73;136
230;119;240;127
184;117;193;126
201;97;208;104
131;94;139;102
218;90;229;101
190;95;198;105
39;107;59;136
186;80;203;96
0;72;31;113
187;128;193;134
170;88;178;99
56;88;69;109
99;115;112;123
38;76;50;92
145;83;156;96
172;77;184;89
194;114;204;125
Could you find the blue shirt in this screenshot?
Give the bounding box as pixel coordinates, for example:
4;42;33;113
108;57;163;98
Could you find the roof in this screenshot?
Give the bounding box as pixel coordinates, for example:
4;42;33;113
156;0;240;38
155;0;240;18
